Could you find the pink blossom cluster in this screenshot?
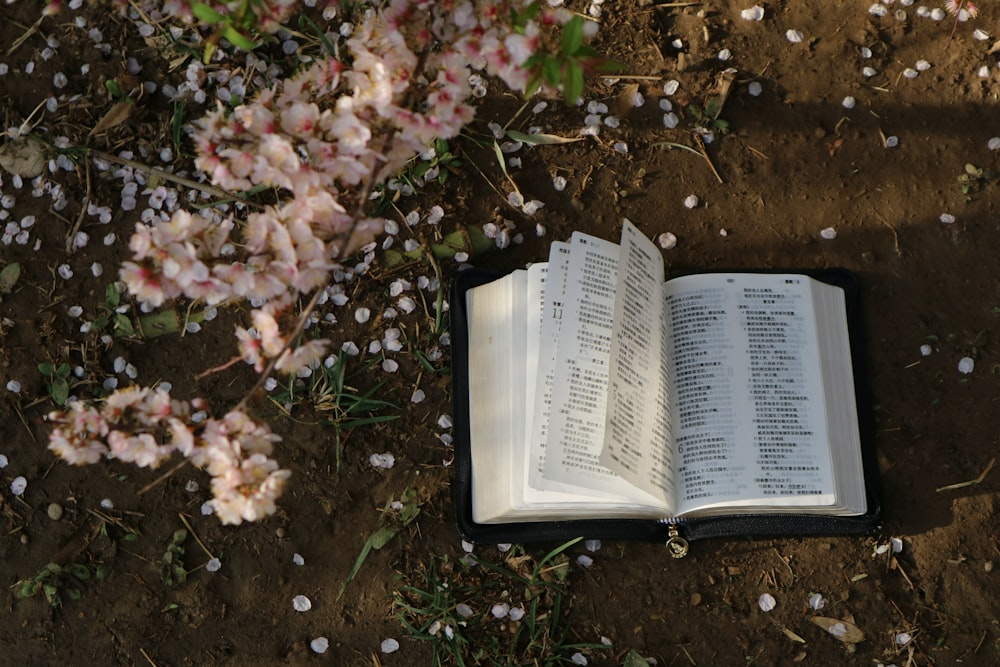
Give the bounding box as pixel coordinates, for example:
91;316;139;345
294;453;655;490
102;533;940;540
120;1;571;376
48;386;290;525
195;1;563;198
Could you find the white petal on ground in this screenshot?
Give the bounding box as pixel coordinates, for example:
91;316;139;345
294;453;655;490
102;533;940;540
684;194;699;209
820;227;837;240
293;553;305;565
491;603;510;618
380;638;400;653
786;29;803;43
939;213;955;224
809;593;826;610
758;593;777;612
309;637;329;654
292;595;312;612
369;452;395;469
658;232;678;249
920;344;932;356
10;476;27;496
206;558;221;572
958;357;974;374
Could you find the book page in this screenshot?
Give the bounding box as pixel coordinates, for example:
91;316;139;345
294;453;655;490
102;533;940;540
526;242;571;492
667;274;837;516
541;232;665;507
599;220;674;506
465;272;517;522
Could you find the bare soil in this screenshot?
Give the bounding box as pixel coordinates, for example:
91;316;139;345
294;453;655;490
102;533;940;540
1;1;999;665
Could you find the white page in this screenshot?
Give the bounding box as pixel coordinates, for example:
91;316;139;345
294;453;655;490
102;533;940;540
542;232;665;507
466;273;516;522
666;274;837;516
599;220;674;507
527;242;571;493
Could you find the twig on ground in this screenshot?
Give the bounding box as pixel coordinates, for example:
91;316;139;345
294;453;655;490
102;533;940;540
936;457;996;492
178;512;216;560
65;157;92;253
137;459;190;496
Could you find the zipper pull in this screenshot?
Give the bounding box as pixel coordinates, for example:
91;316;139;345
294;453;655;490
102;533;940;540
666;524;689;559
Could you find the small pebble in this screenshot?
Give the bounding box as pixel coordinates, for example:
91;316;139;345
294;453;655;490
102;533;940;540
985;561;994;573
47;503;64;521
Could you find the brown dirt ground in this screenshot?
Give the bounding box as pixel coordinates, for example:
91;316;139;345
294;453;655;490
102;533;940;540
1;1;999;665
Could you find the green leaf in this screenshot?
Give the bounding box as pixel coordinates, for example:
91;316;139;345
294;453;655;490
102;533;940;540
369;525;399;550
138;310;181;337
191;1;225;23
563;60;585;105
114;313;137;338
38;362;54;377
560;16;584;56
56;363;71;377
51;377;69;406
105;283;121;307
18;580;39;598
525;73;543;100
341;415;400;429
104;79;126;100
0;262;20;293
542;56;562;88
223;25;258;50
623;649;652;667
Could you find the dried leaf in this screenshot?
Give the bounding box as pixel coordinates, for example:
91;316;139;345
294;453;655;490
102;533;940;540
811;616;865;644
0;263;20;293
0;137;47;177
506;129;584;145
780;626;807;643
89;101;133;137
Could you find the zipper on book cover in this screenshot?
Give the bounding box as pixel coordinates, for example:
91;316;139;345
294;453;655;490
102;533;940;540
661;520;689;559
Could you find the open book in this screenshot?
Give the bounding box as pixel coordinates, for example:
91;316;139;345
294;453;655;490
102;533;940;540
453;220;879;543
